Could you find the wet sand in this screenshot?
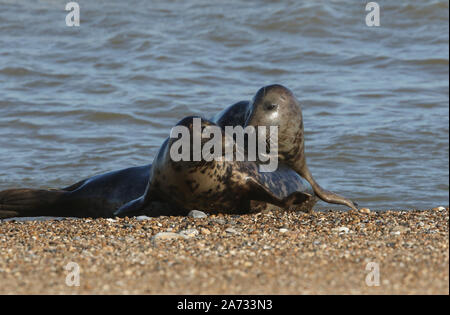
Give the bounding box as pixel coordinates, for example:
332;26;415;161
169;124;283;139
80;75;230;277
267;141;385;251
0;207;448;295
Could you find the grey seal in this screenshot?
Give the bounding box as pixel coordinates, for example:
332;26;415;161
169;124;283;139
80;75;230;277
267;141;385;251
114;116;316;217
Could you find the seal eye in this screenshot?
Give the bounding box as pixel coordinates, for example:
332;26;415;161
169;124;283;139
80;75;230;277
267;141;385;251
265;103;277;111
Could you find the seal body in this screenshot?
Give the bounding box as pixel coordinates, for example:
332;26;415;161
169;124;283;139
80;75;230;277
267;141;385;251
114;117;316;217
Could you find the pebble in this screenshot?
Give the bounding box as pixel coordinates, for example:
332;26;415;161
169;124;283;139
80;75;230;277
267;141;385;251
279;228;289;233
178;228;199;238
391;225;409;235
332;226;350;234
359;208;371;214
152;232;187;241
136;216;152;221
225;227;239;234
200;228;211;235
213;218;226;225
188;210;207;218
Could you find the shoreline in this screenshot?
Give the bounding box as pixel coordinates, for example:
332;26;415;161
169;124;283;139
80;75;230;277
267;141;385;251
1;207;448;294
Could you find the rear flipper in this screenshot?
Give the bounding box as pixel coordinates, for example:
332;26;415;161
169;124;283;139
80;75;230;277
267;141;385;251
0;188;70;219
113;197;145;218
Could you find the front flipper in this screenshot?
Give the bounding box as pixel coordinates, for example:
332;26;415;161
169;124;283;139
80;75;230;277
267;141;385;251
114;196;145;217
245;177;315;212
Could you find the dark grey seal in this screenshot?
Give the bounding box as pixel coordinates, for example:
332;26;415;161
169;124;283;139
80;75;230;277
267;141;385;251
114;116;316;217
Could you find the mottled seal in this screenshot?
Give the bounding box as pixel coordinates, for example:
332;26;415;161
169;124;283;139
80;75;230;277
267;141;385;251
243;84;358;210
211;84;358;210
114;116;316;217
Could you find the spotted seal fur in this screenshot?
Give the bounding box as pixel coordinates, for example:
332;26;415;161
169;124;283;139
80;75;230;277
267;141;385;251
114;116;316;217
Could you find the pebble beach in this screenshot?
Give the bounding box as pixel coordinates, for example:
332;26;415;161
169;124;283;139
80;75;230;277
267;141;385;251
0;207;448;295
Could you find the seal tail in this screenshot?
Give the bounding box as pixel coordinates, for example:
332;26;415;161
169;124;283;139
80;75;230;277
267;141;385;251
0;188;70;218
300;165;358;211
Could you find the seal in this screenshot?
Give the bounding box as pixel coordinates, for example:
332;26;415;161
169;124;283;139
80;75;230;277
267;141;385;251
243;84;358;210
114;116;316;217
197;84;357;210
